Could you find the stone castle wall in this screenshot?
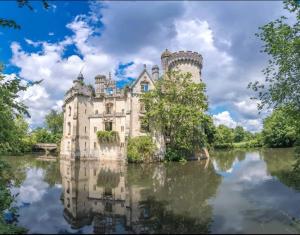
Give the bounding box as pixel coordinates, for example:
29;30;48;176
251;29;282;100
60;50;203;161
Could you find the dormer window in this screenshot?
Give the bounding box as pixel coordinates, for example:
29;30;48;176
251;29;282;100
141;82;149;92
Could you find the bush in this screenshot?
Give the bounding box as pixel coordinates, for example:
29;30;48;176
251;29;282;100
213;143;233;149
127;136;156;163
165;148;188;162
97;131;119;143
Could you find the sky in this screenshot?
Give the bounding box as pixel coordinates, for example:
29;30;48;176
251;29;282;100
0;1;290;131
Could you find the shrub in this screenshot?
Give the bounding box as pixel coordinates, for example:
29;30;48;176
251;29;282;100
97;131;119;143
127;136;156;163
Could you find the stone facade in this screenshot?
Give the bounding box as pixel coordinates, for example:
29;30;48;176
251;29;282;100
60;50;203;161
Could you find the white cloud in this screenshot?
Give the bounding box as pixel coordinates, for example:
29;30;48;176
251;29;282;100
7;1;284;130
14;168;49;204
213;111;238;129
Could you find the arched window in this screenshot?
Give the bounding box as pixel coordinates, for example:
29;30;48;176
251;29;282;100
67;122;71;135
106;103;113;114
85;126;87;133
95;110;98;115
141;81;149;92
68;106;71;116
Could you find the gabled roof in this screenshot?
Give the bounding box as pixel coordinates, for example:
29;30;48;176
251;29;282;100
130;66;155;89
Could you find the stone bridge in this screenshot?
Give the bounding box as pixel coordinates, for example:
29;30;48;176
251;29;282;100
35;143;57;155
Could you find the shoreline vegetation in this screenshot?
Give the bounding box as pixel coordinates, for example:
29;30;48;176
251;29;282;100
0;0;299;233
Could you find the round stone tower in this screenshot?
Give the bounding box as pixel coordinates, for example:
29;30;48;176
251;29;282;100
160;49;203;83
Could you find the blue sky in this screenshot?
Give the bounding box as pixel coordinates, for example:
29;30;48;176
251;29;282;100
0;1;290;131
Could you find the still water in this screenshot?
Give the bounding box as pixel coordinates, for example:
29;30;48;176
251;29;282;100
1;148;300;234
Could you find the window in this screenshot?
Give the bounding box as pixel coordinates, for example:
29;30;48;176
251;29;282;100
120;142;124;148
95;110;98;115
67;141;70;150
94;127;97;133
141;82;149;92
122;109;124;114
84;168;86;176
84;142;87;150
94;142;96;149
105;122;113;131
94;169;97;176
67;122;71;135
121;126;124;132
85;126;87;133
106;103;113;114
93;185;96;191
68;106;71;116
85;109;87;114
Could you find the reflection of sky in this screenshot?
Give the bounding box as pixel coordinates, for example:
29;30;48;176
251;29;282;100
210;152;300;234
13;167;93;234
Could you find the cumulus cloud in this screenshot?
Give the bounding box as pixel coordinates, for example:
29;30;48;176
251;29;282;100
213;111;238;129
8;1;285;130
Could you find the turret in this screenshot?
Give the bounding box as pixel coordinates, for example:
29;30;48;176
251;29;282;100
152;65;159;81
161;49;172;72
95;74;106;96
161;50;203;83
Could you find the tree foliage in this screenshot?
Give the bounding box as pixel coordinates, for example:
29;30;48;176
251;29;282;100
127;136;157;163
141;71;214;160
45;109;63;135
249;0;300;112
262;107;298;147
96;131;120;143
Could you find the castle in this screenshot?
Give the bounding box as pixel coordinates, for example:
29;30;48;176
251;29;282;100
60;49;203;161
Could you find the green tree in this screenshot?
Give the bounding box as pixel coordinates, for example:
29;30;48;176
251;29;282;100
45;109;63;135
262;107;298;147
127;136;157;163
249;0;300;112
233;126;246;142
214;125;234;149
141;71;214;160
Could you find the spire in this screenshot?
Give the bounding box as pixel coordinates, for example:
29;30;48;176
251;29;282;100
77;71;84;81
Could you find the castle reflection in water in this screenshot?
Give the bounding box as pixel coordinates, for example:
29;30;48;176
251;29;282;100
60;157;219;234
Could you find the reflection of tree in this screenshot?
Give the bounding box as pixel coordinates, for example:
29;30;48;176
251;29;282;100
263;148;300;191
138;196;210;234
129;162;221;233
97;169;120;189
34;160;61;186
212;150;240;171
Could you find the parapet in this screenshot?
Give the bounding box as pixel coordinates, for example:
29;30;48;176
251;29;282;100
167;50;203;70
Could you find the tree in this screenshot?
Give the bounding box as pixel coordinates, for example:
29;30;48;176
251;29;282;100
214;125;234;148
262;107;298;147
249;0;300;113
45;109;63;135
127;136;157;163
0;65;39;154
233;126;246;143
141;71;214;160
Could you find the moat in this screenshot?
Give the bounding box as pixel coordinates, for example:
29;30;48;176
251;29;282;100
2;148;300;234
